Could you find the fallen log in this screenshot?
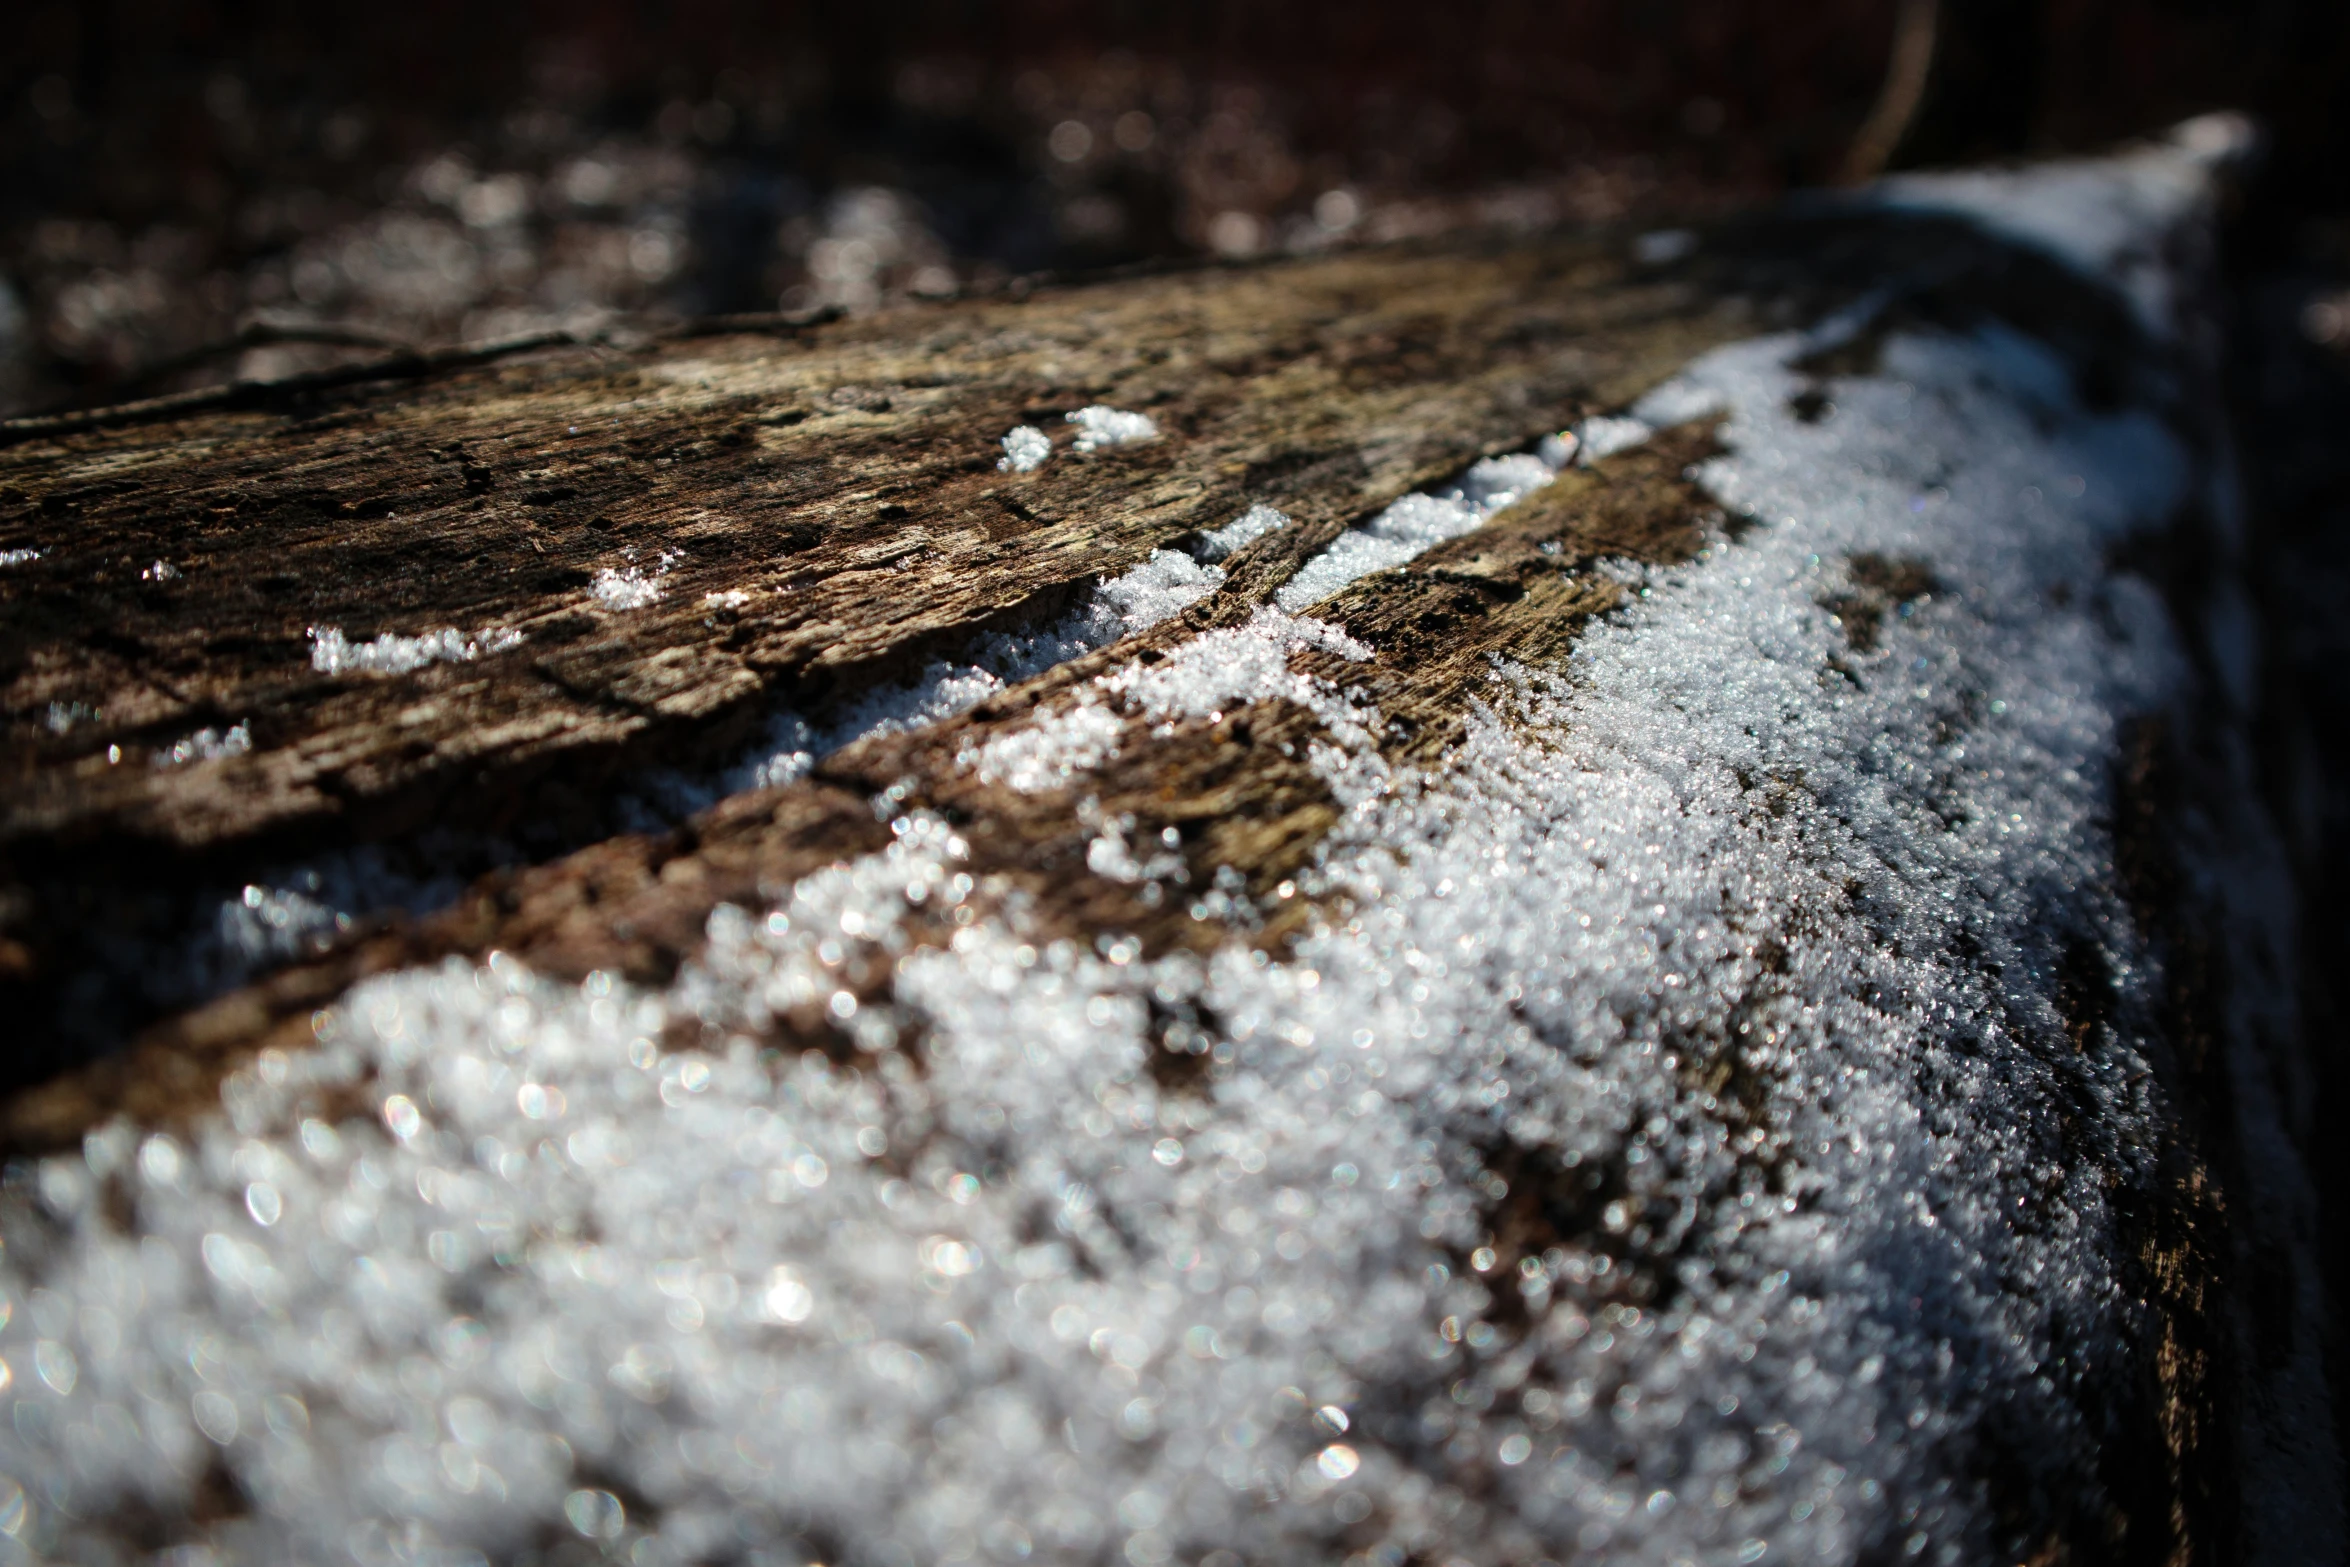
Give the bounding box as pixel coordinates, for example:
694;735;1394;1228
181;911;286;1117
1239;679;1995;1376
0;122;2335;1566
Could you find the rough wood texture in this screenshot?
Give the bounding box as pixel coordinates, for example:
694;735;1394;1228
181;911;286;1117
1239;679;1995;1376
0;232;1761;1068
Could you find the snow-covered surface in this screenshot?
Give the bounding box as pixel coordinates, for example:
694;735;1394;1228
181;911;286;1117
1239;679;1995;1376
1067;406;1159;452
1274;451;1563;611
1196;504;1289;561
997;425;1052;473
1872;112;2255;338
1;151;2325;1566
1572;415;1654;465
309;626;525;678
629;548;1227;819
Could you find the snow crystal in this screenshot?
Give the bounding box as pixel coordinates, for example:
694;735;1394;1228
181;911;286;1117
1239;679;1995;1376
1067;405;1159;452
0;160;2287;1567
308;624;525;677
1196;503;1289;560
151;721;251;768
591;550;679;611
997;424;1053;472
1275;444;1567;612
1573;413;1654;463
643;549;1228;809
1872;113;2254;338
0;547;38;567
959;607;1374;793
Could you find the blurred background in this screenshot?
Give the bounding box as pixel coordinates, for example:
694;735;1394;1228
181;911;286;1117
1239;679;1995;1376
3;0;2348;418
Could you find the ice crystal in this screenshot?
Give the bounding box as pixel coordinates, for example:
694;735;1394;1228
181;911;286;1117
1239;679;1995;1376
1197;503;1289;561
998;424;1052;472
1067;405;1160;452
308;624;525;677
151;721;251;768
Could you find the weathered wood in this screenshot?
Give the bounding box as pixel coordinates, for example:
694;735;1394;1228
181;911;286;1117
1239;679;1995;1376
0;233;1759;1068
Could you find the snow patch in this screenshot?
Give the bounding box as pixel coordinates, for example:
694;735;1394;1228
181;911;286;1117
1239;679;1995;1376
1197;503;1289;561
308;624;525;677
152;721;251;768
997;424;1052;472
1067;405;1159;452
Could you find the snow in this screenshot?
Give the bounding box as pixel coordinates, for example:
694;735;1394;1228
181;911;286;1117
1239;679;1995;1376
1871;112;2255;338
1572;414;1654;464
642;548;1227;809
997;425;1052;473
1196;504;1289;561
0;151;2300;1566
151;721;251;768
1067;405;1159;452
590;551;679;611
309;625;525;678
1275;447;1567;611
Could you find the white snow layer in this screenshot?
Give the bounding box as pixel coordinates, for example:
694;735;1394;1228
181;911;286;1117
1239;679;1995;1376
310;626;526;678
1274;451;1563;612
1067;406;1160;453
1872;112;2255;338
646;547;1226;811
1196;505;1289;562
997;427;1052;474
0;188;2275;1567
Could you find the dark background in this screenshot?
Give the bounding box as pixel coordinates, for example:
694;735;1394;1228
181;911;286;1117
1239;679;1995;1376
10;0;2350;1508
4;0;2348;415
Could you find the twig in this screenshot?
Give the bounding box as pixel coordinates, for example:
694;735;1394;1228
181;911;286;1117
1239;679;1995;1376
1842;0;1942;185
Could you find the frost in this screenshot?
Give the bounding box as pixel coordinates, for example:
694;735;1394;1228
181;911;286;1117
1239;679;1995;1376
1276;443;1567;611
1197;503;1289;560
997;424;1052;472
152;721;251;768
0;157;2284;1567
654;549;1226;807
1066;404;1159;451
1871;113;2254;338
961;607;1374;793
308;624;525;677
1573;413;1655;463
0;547;38;566
591;549;680;610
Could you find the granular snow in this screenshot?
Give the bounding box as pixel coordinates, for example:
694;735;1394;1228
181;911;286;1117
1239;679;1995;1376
1196;504;1289;561
1067;406;1160;452
309;626;525;678
997;426;1052;473
1275;446;1568;611
150;721;252;769
0;157;2297;1567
